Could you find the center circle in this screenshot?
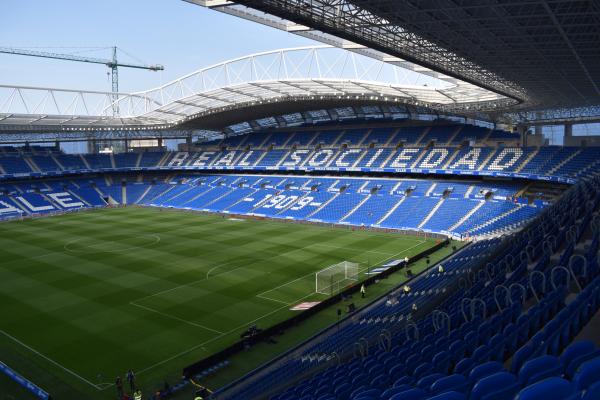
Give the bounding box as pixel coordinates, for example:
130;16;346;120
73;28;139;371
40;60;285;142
64;234;160;254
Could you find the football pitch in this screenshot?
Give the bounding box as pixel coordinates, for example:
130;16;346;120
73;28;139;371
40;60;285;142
0;207;439;399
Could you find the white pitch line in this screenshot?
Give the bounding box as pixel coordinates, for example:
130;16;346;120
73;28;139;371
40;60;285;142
256;272;314;298
134;238;394;303
310;242;398;256
380;240;427;262
256;239;427;299
135;289;320;377
0;329;102;390
96;382;113;390
206;262;246;279
132;260;242;303
255;294;293;305
129;302;224;334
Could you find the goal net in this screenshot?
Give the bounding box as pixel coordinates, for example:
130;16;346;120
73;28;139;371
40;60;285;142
315;261;359;295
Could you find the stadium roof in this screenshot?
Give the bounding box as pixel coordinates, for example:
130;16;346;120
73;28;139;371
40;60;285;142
0;46;512;132
192;0;600;123
1;0;599;134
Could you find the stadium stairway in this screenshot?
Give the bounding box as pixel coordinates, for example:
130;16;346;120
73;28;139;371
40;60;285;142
417;198;445;229
448;201;485;233
549;149;583;176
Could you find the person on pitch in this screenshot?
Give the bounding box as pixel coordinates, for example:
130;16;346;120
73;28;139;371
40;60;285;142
126;369;136;393
116;376;124;399
360;283;366;298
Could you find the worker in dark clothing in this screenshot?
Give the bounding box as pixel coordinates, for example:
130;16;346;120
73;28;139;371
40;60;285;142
116;376;124;399
126;369;136;393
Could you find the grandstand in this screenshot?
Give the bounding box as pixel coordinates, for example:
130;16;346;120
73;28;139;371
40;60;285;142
2;1;600;400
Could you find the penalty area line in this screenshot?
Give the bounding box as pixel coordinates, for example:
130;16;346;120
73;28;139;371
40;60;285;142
257;240;427;301
136;290;321;377
256;240;426;298
255;293;292;305
129;302;224;334
131;260;245;303
0;329;103;390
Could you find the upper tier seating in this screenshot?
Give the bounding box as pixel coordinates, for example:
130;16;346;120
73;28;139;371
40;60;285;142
114;153;140;169
1;124;598;183
2;144;593;183
55;154;88;171
0;156;33;175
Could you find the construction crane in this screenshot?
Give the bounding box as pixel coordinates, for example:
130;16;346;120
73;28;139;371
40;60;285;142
0;46;164;114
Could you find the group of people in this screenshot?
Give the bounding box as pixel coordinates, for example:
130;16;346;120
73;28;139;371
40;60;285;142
115;369;142;400
396;264;445;313
115;369;212;400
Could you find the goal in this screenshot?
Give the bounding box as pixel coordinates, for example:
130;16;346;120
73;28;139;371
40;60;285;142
315;261;359;295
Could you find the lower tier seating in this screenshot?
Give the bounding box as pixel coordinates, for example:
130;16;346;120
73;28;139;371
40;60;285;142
0;174;544;238
213;173;600;400
136;174;542;238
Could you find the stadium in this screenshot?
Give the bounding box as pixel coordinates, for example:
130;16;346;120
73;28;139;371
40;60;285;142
1;1;600;400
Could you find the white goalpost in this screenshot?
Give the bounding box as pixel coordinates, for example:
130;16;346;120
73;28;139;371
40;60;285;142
315;261;360;295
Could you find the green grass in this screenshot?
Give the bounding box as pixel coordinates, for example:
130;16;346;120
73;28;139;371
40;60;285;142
0;207;440;399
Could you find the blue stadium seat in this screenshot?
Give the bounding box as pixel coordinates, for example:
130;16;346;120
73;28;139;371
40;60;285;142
468;361;504;384
561;341;600;378
518;355;563;386
470;372;520;400
427;392;466;400
430;374;469;395
389;388;427;400
581;381;600;400
515;377;576;400
573;357;600;392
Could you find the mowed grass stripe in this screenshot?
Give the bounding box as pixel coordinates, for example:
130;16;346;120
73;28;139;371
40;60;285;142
132;234;428;332
0;207;438;397
258;239;433;304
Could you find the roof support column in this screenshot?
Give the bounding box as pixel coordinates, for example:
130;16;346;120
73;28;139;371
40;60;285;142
564;123;573;146
516;125;528;147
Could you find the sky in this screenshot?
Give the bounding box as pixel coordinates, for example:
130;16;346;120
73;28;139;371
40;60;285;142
1;0;316;93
